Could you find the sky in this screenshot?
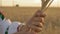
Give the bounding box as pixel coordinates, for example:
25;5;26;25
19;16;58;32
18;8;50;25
1;0;60;7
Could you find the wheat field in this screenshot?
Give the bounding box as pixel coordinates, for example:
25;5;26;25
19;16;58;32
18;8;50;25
0;7;60;34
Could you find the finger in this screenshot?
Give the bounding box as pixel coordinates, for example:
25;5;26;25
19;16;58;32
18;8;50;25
34;10;46;17
30;25;43;32
31;22;43;28
31;17;45;24
31;17;42;22
40;17;45;24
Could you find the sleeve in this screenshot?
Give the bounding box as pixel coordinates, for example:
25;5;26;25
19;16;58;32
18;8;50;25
2;19;11;34
8;21;22;34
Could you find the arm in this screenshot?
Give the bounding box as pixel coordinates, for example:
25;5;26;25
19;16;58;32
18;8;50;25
14;10;46;34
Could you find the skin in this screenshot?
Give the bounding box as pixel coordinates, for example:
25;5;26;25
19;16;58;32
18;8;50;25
14;10;46;34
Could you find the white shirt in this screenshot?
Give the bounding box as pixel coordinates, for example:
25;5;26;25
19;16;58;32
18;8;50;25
0;18;25;34
8;21;22;34
2;18;12;34
0;18;3;34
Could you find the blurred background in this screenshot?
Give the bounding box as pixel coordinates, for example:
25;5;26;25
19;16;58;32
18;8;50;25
0;0;60;34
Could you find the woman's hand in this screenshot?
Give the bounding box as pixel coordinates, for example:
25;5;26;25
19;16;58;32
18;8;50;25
14;10;46;34
26;10;46;33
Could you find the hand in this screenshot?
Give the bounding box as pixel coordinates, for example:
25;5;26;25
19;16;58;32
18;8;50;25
26;10;46;33
14;10;46;34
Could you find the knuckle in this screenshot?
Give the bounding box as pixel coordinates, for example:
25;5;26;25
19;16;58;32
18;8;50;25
34;27;42;32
